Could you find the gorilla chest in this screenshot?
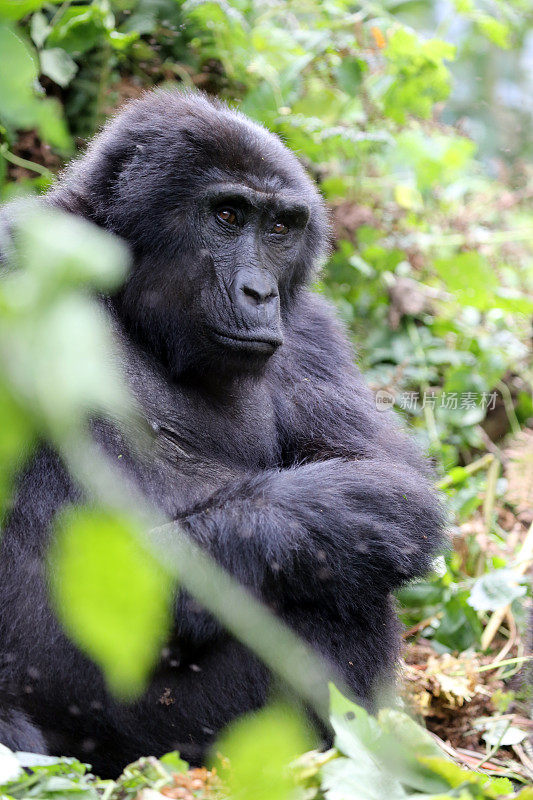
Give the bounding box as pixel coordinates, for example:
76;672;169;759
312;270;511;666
145;381;280;513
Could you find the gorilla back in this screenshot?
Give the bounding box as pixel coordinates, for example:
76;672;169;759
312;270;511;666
0;91;445;776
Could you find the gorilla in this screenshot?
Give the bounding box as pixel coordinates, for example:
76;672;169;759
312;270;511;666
0;90;445;776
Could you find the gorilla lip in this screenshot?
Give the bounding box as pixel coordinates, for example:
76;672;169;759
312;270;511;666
207;327;283;354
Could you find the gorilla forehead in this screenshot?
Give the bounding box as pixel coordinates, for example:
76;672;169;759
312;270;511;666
58;89;329;271
85;90;321;203
135;91;310;189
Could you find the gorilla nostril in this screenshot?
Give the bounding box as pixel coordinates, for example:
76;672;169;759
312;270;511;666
242;285;261;304
241;284;277;306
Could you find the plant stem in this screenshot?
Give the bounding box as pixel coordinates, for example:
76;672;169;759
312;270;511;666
436;453;494;490
0;144;53;178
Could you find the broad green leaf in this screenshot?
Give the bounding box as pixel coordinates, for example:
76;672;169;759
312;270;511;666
335;56;366;95
0;381;35;513
377;709;450;794
329;684;382;760
433;592;482;651
0;23;70;150
0;23;38;117
477;15;510;49
321;755;407;800
159;752;189;775
1;295;131;432
468;569;527;612
108;30;139;50
0;0;60;21
0;745;22;783
15;209;129;293
49;506;174;699
397;580;443;608
40;48;78;88
217;703;310;800
418;756;514;797
433;252;498;311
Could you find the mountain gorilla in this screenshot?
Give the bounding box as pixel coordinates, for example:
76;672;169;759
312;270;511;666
0;91;445;775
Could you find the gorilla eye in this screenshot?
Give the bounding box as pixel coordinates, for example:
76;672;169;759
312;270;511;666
271;222;289;235
216;207;237;225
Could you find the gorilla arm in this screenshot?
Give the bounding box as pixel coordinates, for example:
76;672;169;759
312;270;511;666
173;296;445;638
177;457;443;616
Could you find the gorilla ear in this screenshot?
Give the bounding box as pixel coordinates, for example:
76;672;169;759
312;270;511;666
51;111;143;224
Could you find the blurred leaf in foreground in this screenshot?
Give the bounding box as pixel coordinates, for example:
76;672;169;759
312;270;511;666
0;208;131;438
49;506;174;699
216;703;310;800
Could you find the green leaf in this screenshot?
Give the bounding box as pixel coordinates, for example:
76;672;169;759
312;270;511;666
326;688;449;798
0;381;35;513
46;6;107;55
433;252;498;311
329;684;382;760
0;0;60;21
397;580;443;608
0;23;70;150
107;30;139;51
159;752;189;775
335;56;366;95
418;756;513;797
217;703;310;800
0;23;38;113
40;48;78;88
321;756;408;800
30;11;50;48
0;744;22;783
49;507;174;699
376;709;450;795
477;15;510;49
15;208;129;292
468;569;526;612
434;591;482;651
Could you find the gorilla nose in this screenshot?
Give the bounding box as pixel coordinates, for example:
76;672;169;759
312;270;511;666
236;270;278;309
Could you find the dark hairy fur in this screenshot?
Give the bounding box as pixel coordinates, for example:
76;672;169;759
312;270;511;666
0;91;446;776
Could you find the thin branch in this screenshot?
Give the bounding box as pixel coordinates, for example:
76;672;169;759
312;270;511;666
0;143;53;178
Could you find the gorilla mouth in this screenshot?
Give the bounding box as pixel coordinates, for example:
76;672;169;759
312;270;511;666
208;327;283;355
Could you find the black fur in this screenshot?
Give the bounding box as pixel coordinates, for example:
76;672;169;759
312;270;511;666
0;91;445;775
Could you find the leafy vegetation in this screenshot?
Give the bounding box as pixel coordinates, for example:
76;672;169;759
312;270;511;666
0;0;532;796
2;687;533;799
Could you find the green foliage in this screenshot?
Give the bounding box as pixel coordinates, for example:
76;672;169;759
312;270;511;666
0;209;129;444
0;210;173;701
216;704;311;800
0;691;528;798
0;22;70;151
468;569;527;612
0;748;99;800
0;0;532;795
49;506;174;699
382;29;455;123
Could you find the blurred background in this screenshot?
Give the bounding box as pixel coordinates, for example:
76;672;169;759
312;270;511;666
0;0;532;795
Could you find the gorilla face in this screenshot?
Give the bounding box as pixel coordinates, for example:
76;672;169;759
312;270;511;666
197;182;311;359
63;91;329;379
